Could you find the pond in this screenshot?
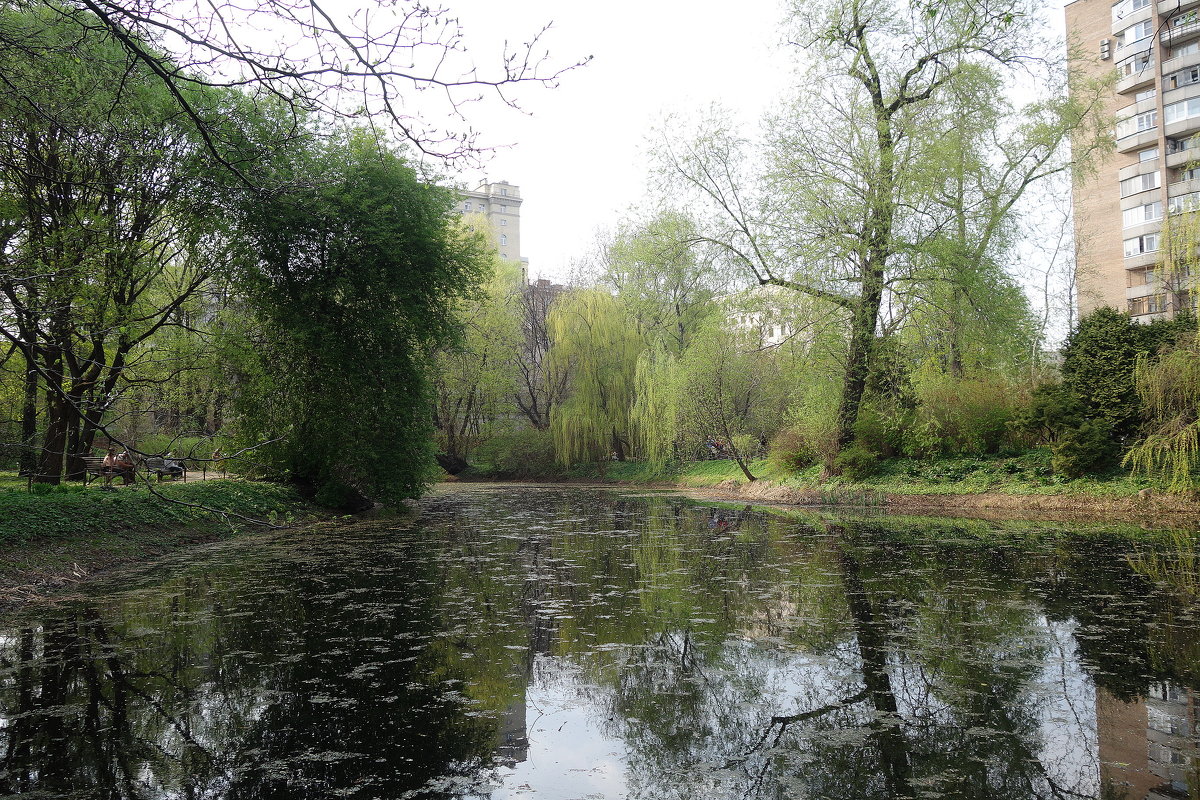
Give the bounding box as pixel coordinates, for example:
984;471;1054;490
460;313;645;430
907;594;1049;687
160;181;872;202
1;486;1198;799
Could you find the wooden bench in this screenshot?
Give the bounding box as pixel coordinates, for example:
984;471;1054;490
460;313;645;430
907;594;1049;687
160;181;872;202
81;455;133;486
82;454;185;485
144;456;186;482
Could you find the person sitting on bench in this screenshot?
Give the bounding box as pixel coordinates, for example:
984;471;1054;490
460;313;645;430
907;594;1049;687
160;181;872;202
113;450;135;485
101;447;119;485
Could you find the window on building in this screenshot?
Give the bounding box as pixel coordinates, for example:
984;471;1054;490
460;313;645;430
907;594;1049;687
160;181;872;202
463;201;471;211
1172;41;1200;58
1128;294;1166;315
499;205;507;213
1139;147;1160;162
1120;51;1154;76
1135;87;1157;101
500;234;508;246
1169;191;1200;212
1119;19;1153;46
1124;232;1161;256
1120;171;1161;196
1171;10;1199;28
1114;0;1150;19
500;218;507;226
1164;97;1200;125
1123;201;1163;227
1117;109;1157;138
500;188;508;196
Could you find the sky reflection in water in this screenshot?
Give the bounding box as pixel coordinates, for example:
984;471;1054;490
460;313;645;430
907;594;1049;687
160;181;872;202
0;486;1197;799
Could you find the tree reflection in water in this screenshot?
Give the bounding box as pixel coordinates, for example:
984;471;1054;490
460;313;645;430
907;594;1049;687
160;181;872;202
0;488;1194;799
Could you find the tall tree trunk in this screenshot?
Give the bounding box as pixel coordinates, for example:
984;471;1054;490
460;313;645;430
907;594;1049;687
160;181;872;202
64;384;86;481
37;355;67;484
836;269;885;451
19;355;38;478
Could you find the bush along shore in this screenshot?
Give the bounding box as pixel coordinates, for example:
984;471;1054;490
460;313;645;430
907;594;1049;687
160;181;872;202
0;479;329;601
459;449;1200;518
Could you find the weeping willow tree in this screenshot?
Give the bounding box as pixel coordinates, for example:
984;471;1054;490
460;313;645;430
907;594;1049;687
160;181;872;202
1123;335;1200;494
548;289;643;466
1159;206;1200;314
631;347;679;473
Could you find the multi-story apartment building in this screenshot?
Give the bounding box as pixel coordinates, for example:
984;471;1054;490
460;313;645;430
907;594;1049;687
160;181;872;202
1067;0;1200;320
456;180;528;281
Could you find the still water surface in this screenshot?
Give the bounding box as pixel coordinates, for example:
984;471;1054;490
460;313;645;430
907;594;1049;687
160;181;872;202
1;487;1199;799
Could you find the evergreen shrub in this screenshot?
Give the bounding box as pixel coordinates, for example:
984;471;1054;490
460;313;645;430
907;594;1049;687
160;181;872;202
1051;419;1120;479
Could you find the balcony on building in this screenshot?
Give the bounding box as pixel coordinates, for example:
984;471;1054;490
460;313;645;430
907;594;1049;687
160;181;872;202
1119;160;1162;181
1161;0;1200;14
1124;250;1163;269
1116;128;1160;152
1165;116;1200;138
1166;144;1199;167
1161;48;1200;80
1168;175;1200;196
1161;11;1200;48
1121;189;1160;209
1116;58;1158;94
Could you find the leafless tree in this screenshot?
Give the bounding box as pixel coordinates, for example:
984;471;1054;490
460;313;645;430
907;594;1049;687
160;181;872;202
2;0;588;181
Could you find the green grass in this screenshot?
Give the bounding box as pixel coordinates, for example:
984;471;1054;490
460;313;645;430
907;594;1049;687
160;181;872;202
0;475;327;587
0;477;310;545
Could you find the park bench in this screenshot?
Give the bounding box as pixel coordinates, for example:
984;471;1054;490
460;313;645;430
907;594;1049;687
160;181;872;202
81;454;186;485
144;456;186;481
82;455;136;485
81;456;110;486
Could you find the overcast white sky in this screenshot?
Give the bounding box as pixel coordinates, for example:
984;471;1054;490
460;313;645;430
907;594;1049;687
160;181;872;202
441;0;796;282
439;0;1069;284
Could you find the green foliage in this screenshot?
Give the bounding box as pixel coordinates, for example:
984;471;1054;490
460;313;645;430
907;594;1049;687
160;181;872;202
473;428;559;479
1051;419;1119;479
549;289;643;465
1124;334;1200;493
601;210;721;353
674;320;786;474
833;445;879;481
433;260;525;461
768;428;817;472
852;404;908;458
631;347;680;472
226;129;488;506
908;369;1025;457
1061;308;1196;439
1009;382;1084;444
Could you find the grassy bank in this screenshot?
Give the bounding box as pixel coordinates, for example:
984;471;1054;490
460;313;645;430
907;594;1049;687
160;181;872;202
462;449;1196;513
0;477;323;598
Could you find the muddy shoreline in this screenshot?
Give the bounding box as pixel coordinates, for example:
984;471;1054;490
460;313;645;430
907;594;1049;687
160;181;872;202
448;477;1200;524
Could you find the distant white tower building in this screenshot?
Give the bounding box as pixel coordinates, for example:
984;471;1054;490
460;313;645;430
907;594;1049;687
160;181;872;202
457;180;528;281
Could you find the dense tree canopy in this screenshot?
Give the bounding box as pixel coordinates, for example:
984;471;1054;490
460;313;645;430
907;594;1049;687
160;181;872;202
227;130;490;506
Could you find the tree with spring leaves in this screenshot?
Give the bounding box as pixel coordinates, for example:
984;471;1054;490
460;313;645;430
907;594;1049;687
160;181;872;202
227;128;490;507
658;0;1105;461
548;289;642;467
0;4;222;482
1124;335;1200;494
